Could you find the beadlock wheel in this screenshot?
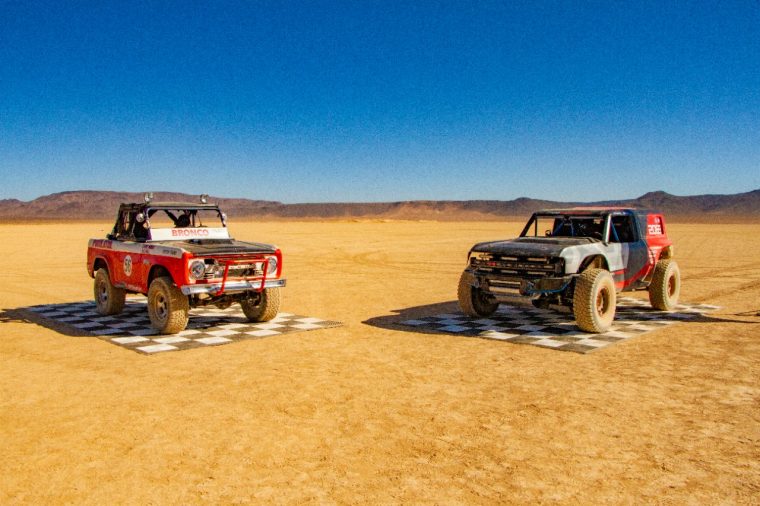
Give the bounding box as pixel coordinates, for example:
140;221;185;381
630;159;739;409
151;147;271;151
573;268;616;333
649;259;681;311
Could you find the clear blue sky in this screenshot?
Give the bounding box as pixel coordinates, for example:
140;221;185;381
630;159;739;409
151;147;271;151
1;1;758;203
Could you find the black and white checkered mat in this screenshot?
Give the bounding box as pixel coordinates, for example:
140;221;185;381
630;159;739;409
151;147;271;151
25;298;342;354
399;297;720;354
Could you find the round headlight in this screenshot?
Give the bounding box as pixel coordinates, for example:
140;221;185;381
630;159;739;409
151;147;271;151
266;257;278;275
189;260;206;280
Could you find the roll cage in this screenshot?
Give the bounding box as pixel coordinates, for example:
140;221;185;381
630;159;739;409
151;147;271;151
108;203;227;242
519;210;641;244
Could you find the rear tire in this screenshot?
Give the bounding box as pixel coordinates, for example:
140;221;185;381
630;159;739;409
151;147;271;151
648;259;680;310
458;272;498;317
241;288;281;322
94;268;125;315
573;268;616;333
147;276;189;334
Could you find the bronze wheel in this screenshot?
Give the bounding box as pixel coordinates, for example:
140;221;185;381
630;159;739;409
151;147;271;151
573;268;616;333
649;259;680;310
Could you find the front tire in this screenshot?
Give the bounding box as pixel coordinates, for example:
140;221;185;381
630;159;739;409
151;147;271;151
648;259;680;310
458;272;499;317
94;268;126;315
240;288;281;322
573;268;616;333
147;276;189;334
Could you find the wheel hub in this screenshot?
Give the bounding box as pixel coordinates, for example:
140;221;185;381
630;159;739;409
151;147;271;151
667;276;676;297
155;294;168;320
595;289;609;316
98;283;108;303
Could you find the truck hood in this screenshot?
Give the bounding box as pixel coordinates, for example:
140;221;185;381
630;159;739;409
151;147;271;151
471;237;598;257
150;239;277;255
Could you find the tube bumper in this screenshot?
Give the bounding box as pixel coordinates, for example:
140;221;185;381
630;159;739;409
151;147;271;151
181;278;286;296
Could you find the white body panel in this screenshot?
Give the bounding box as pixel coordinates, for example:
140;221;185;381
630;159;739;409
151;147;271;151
149;227;230;241
559;242;627;273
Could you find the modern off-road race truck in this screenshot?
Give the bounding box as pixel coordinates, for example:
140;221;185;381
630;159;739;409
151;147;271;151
458;208;680;333
87;194;286;334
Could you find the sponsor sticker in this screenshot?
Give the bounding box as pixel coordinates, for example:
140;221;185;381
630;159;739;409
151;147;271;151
149;227;230;241
647;223;663;235
91;239;113;249
123;255;133;276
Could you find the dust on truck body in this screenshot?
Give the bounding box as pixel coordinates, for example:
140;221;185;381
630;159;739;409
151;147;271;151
458;208;680;333
87;195;286;334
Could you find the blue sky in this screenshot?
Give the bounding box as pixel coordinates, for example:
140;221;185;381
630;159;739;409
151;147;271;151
1;1;758;203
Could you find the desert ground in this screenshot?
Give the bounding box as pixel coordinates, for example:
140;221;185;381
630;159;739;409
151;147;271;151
1;219;759;504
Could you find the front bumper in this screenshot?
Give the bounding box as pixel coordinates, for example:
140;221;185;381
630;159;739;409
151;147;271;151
467;268;573;297
181;278;286;296
520;275;574;295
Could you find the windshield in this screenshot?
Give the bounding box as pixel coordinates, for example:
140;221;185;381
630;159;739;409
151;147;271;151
147;207;225;228
521;214;605;240
144;207;230;241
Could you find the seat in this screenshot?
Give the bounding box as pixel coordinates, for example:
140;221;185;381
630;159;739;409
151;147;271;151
176;214;191;228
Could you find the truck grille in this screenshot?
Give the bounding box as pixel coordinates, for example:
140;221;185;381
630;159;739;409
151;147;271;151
471;255;563;279
203;263;264;280
471;255;564;296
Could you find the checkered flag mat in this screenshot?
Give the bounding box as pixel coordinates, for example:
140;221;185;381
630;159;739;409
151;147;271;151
400;297;719;354
25;298;342;354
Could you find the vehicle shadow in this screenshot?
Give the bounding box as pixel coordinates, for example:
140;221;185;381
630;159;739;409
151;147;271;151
363;300;463;333
362;300;758;336
0;307;92;337
362;300;569;335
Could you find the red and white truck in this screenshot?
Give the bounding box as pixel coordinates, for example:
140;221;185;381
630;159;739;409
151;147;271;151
87;195;285;334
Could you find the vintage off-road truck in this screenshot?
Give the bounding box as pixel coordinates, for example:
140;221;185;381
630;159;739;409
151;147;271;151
87;194;286;334
458;208;680;332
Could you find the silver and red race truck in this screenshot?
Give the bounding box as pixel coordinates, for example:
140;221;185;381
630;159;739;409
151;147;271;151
87;194;286;334
458;208;680;332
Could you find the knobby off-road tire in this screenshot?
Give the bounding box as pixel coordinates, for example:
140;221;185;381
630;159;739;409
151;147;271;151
147;276;189;334
458;272;499;317
94;268;126;315
648;259;680;311
241;287;281;322
573;268;616;333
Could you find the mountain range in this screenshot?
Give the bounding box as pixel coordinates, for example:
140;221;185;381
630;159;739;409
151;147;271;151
1;189;758;221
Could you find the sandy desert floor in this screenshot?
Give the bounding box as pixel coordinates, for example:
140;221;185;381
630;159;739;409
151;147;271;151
1;220;759;504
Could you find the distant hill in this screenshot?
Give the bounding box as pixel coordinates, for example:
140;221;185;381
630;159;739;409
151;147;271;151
1;189;758;221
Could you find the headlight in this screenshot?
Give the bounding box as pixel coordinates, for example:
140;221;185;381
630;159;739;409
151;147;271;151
189;260;206;280
266;257;278;275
